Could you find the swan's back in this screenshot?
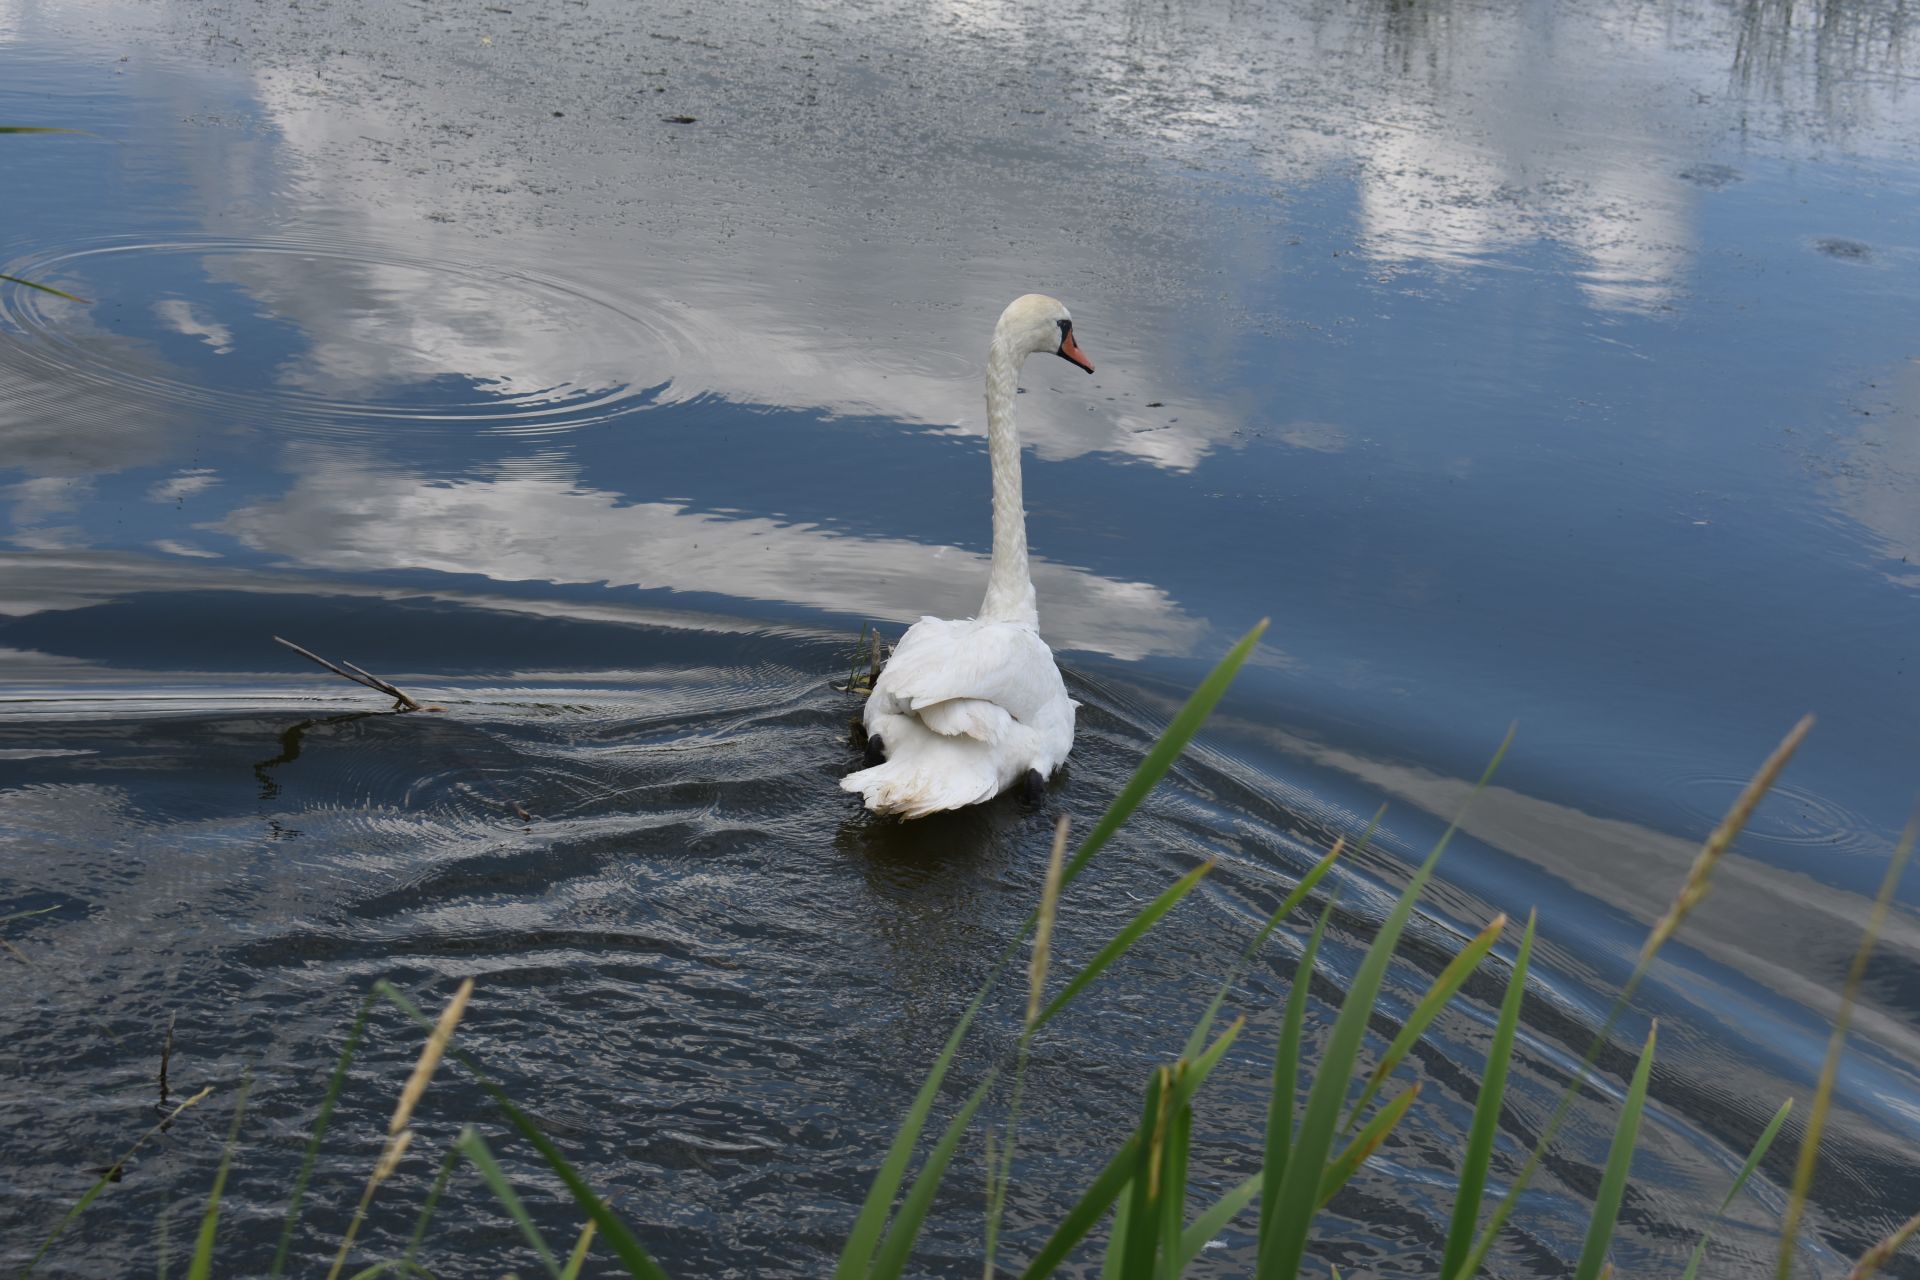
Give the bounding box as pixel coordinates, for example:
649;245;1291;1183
841;617;1075;818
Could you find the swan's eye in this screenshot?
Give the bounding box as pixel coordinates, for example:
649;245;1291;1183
1056;319;1071;347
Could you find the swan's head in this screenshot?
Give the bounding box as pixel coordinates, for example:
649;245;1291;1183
996;293;1095;374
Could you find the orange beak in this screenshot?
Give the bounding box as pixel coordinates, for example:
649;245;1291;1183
1058;329;1095;374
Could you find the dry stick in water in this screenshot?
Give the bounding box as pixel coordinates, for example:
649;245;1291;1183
273;635;436;713
326;977;474;1280
158;1012;176;1111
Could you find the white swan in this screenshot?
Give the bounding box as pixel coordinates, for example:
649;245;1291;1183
841;293;1094;818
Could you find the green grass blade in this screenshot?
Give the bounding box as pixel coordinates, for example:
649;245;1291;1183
405;1145;461;1268
1171;1017;1245;1113
1259;725;1514;1280
1777;817;1915;1280
1062;620;1268;891
855;629;1261;1280
561;1221;598;1280
834;981;995;1280
455;1126;561;1278
1103;1193;1132;1280
1119;1069;1171;1280
870;1077;994;1280
274;992;376;1279
1177;1173;1260;1271
1346;914;1506;1133
1573;1023;1657;1280
0;125;89;133
1018;1016;1236;1280
1183;838;1347;1061
187;1078;251;1280
1680;1097;1791;1280
1016;1136;1142;1280
1034;859;1216;1031
1441;910;1534;1280
1155;1099;1193;1280
885;625;1260;1278
24;1086;214;1276
0;273;89;303
375;983;669;1280
1318;1085;1418;1209
1175;1090;1420;1280
1454;720;1813;1280
1261;897;1335;1254
868;627;1266;1280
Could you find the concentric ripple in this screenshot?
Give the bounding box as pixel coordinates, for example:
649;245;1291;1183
0;236;696;437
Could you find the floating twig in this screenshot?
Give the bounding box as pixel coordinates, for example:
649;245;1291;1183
273;635;439;712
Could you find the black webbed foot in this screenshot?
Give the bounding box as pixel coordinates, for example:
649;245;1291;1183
1021;768;1046;803
864;735;886;768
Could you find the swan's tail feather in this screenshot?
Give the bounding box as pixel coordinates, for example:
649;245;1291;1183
840;753;1001;819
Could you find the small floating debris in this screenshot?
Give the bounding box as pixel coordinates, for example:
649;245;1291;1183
1677;163;1742;189
662;114;698;124
1814;237;1872;262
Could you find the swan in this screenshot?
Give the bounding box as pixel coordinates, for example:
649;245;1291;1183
841;293;1095;818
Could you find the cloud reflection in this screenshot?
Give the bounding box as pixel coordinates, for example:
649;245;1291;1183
215;457;1204;660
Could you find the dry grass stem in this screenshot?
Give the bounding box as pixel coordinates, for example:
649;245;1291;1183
1026;817;1070;1030
1777;816;1917;1280
372;1128;415;1183
1849;1206;1920;1280
391;977;474;1136
328;979;475;1280
1642;714;1814;963
1146;1065;1175;1202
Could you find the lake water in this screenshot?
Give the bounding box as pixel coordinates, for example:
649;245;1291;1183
3;0;1919;1275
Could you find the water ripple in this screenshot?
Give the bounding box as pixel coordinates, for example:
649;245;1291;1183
0;235;696;437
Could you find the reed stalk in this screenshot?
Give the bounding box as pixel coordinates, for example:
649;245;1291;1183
327;978;472;1280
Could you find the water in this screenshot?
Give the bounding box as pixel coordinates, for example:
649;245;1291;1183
3;0;1918;1274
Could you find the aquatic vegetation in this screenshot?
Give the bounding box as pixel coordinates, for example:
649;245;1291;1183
18;621;1918;1278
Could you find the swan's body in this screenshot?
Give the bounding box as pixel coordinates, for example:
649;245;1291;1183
841;294;1094;818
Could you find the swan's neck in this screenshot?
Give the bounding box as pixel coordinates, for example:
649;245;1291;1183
978;330;1037;626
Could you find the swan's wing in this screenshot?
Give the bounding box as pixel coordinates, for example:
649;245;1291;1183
916;697;1014;742
874;617;1063;729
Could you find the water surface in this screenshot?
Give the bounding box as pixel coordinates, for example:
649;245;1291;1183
4;0;1920;1275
